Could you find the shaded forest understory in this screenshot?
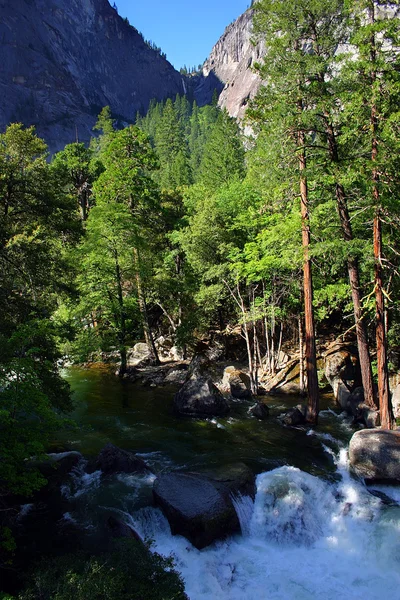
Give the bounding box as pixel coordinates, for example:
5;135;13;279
2;1;400;597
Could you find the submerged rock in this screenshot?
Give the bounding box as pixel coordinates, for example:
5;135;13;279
349;430;400;480
153;472;240;549
250;402;270;420
281;406;306;427
94;443;152;476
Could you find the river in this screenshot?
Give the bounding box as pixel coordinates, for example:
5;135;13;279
60;365;400;600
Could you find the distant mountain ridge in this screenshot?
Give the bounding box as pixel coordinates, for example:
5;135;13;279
0;0;263;151
0;0;185;151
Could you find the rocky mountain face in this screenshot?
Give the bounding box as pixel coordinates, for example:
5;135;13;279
195;9;263;121
0;0;185;151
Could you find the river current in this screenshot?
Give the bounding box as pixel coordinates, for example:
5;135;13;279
60;365;400;600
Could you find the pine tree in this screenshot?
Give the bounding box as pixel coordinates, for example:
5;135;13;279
155;99;192;189
199;109;245;189
93;126;162;365
341;0;400;427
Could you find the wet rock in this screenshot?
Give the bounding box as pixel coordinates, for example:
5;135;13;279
94;443;152;476
222;366;252;399
174;375;230;418
34;452;83;494
346;387;379;428
367;489;398;506
197;463;256;500
281;406;306;427
250;402;269;420
349;430;400;480
107;516;144;544
153;473;240;549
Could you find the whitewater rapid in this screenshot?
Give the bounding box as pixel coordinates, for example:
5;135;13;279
124;453;400;600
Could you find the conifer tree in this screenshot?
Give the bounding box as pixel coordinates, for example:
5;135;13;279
199;109;245;190
93;126;162;365
155;98;192;189
341;0;400;427
251;0;342;422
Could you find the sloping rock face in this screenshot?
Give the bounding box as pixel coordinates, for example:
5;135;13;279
349;430;400;480
0;0;184;151
195;9;263;120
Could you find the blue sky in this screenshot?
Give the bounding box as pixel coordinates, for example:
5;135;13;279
112;1;251;70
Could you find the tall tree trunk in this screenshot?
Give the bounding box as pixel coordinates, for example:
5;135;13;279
298;315;305;397
298;127;319;424
133;247;160;365
115;252;127;377
369;2;392;428
373;215;391;427
323;115;377;410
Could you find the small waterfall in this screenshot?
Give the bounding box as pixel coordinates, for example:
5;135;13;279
60;457;101;500
121;462;400;600
232;493;254;537
181;77;187;95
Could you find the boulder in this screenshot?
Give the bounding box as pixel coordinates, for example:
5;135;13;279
281;406;306;427
324;342;361;408
174;375;230;417
349;430;400;480
196;463;256;499
222;366;252;399
153;472;240;549
94;443;152;476
348;387;379;428
392;384;400;420
250;402;270;420
262;359;302;394
126;343;152;368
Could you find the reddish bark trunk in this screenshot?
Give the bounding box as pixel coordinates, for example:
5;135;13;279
323;114;376;410
369;3;392;428
298;131;319;424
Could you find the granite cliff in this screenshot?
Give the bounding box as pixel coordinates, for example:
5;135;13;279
0;0;185;151
195;9;263;121
0;1;263;151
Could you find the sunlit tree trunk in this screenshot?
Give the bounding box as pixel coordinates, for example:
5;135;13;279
298;126;319;424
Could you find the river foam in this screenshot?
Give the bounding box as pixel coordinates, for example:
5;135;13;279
128;465;400;600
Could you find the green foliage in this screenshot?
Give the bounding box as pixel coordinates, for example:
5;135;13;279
199;109;245;189
0;124;75;495
52;143;103;221
19;541;188;600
